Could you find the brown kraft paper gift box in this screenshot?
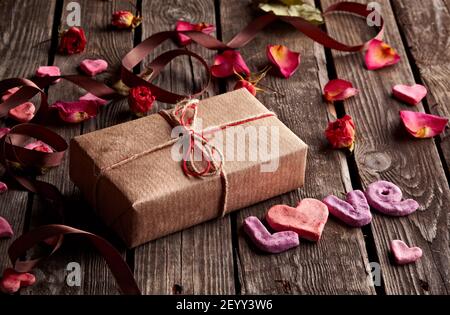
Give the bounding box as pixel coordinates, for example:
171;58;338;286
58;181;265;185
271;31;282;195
69;89;308;248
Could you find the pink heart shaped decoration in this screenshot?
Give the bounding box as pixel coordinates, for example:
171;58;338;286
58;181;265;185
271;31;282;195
392;84;427;105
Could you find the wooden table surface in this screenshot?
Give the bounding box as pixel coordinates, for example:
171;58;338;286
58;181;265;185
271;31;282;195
0;0;449;295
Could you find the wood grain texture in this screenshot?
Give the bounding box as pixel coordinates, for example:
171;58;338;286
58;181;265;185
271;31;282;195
0;0;55;277
321;0;450;294
132;0;235;295
390;0;450;171
23;0;136;295
220;0;374;294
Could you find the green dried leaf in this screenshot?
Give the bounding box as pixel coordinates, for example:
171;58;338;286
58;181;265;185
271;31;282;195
258;3;324;25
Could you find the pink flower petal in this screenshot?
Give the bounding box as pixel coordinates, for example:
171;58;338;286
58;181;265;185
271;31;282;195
0;182;8;194
0;128;10;138
323;79;359;102
392;84;427;106
266;45;300;78
400;110;448;138
50;100;99;123
1;87;20;102
36;66;61;84
365;39;400;70
79;93;108;106
211;50;250;78
0;216;13;238
9;102;36;122
24;140;54;153
175;20;215;46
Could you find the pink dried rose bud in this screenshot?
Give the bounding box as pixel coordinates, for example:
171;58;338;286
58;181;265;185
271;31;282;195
24;140;54;153
1;87;20;102
111;10;142;29
36;66;61;84
0;269;36;294
365;39;400;70
266;45;300;78
0;182;8;194
0;128;10;138
79;92;108;106
59;27;87;55
9;102;36;122
323;79;359;102
400;110;448;138
50;100;99;123
0;215;13;238
211;50;250;78
128;86;156;116
325;115;356;151
175;20;215;46
232;67;269;96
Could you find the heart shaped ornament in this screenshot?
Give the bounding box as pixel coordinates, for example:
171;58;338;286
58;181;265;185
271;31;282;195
266;199;329;242
0;268;36;294
392;84;427;106
0;216;13;238
79;59;108;76
36;66;61;84
390;240;422;265
9;102;35;122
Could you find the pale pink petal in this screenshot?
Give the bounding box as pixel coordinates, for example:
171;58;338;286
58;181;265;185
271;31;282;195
36;66;61;84
0;128;10;138
79;93;108;106
1;87;20;102
0;216;13;238
324;79;359;102
175;20;215;46
9;102;36;122
365;39;400;70
211;50;250;78
24;140;54;153
400;110;448;138
392;84;427;106
50;100;99;123
266;45;300;78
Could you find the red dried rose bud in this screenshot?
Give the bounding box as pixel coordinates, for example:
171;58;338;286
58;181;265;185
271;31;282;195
128;86;156;116
59;27;87;55
234;80;257;96
325;115;356;151
112;10;142;29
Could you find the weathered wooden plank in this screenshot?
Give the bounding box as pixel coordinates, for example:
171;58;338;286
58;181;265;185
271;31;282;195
23;0;136;295
390;0;450;172
133;0;235;294
321;0;450;294
0;0;55;275
220;0;374;294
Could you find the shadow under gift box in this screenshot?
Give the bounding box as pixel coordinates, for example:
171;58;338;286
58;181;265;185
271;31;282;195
69;89;308;248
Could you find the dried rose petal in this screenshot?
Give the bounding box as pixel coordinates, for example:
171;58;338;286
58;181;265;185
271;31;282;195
24;140;54;153
9;102;36;122
211;50;250;78
266;45;300;78
0;128;10;138
325;115;356;151
324;79;359;102
50;100;99;123
175;20;215;46
400;110;448;138
111;10;142;29
1;87;20;102
0;215;13;238
79;93;108;106
365;39;400;70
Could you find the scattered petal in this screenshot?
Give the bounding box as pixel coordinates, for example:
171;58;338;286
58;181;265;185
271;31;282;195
325;115;356;151
111;10;142;29
0;269;35;294
211;50;250;78
365;39;400;70
392;84;427;106
267;45;300;78
400;110;448;138
1;87;20;102
36;66;61;84
0;128;10;138
323;79;359;102
24;140;54;153
0;216;13;238
175;20;215;46
50;100;99;123
9;102;36;123
79;93;108;106
79;59;108;76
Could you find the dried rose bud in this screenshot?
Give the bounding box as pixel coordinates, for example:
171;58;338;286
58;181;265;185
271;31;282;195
325;115;356;151
234;80;257;96
112;10;142;29
128;86;156;116
0;182;8;195
59;27;87;55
